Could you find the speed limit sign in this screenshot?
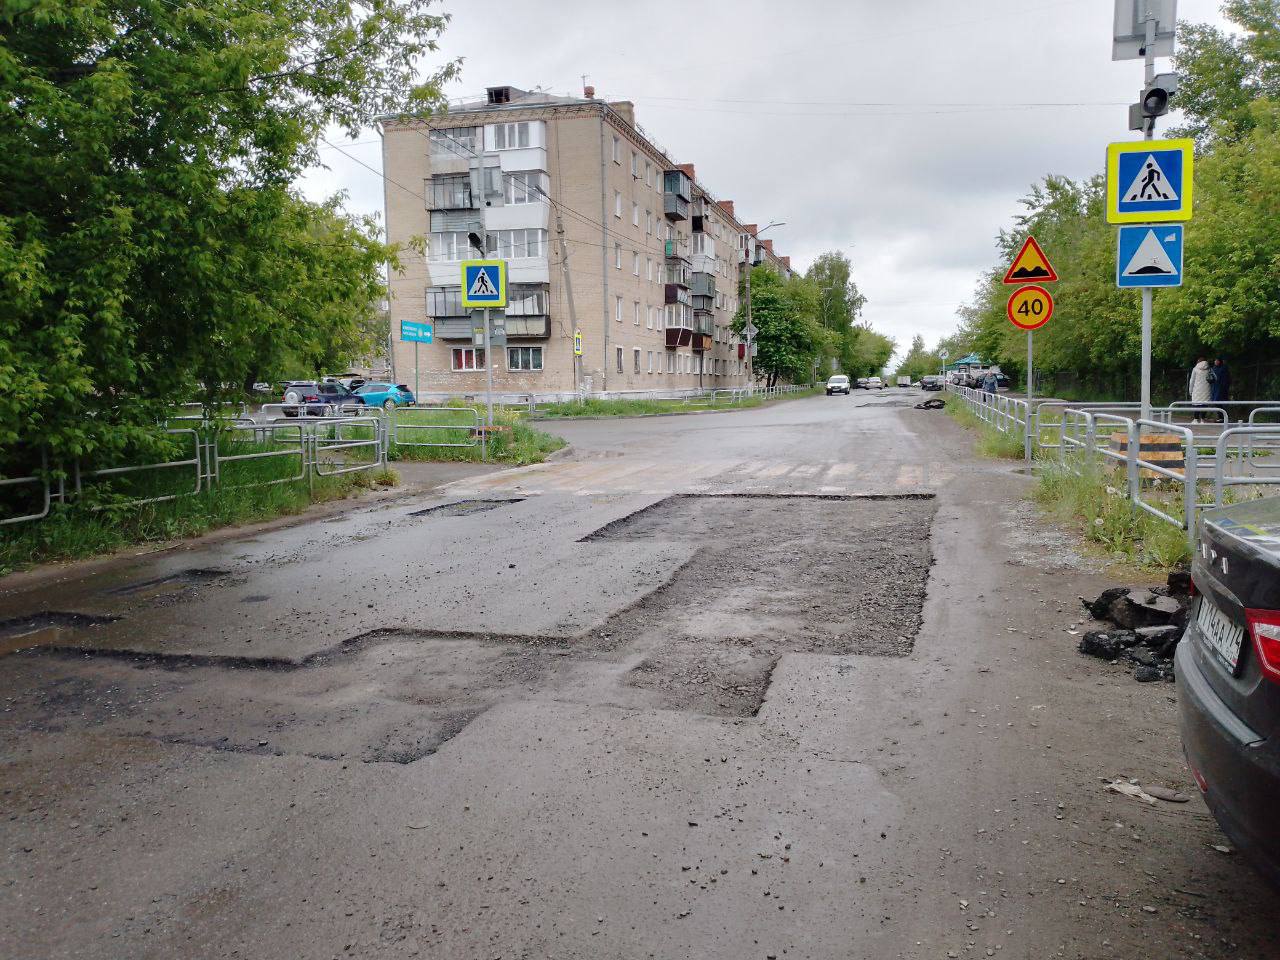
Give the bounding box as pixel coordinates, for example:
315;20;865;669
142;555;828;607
1006;285;1054;331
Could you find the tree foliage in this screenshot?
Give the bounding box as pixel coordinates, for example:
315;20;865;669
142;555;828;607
894;335;941;381
938;3;1280;400
0;0;455;470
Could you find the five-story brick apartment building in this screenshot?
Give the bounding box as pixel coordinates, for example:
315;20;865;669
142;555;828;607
380;85;792;397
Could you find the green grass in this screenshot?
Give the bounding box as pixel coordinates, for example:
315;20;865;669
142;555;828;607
388;404;566;466
0;437;396;576
945;400;1028;460
1034;459;1191;570
530;387;819;419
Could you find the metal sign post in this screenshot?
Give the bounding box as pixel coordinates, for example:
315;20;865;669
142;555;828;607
484;307;493;430
1002;236;1057;462
1026;332;1034;462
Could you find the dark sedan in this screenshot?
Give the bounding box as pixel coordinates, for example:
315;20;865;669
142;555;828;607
1176;495;1280;886
282;381;364;417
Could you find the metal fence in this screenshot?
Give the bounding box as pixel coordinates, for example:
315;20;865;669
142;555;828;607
946;383;1280;544
1;417;389;527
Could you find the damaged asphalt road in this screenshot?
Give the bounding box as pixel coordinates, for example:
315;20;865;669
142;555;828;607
1;392;1277;958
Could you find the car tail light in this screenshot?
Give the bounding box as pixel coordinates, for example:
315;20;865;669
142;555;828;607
1188;576;1197;598
1245;609;1280;685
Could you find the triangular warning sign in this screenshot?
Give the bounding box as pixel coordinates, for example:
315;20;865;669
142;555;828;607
468;267;498;298
1002;235;1058;284
1123;154;1178;204
1122;229;1178;276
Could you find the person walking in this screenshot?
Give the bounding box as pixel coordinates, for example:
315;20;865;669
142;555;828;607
1211;358;1231;403
1189;358;1212;422
982;370;998;395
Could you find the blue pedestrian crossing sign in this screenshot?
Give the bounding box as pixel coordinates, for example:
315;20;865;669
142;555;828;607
1106;139;1194;223
1116;224;1183;288
401;320;433;343
460;259;507;308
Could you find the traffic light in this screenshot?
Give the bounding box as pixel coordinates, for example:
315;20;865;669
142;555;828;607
1128;73;1177;130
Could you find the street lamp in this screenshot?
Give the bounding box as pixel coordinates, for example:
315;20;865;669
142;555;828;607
743;221;786;394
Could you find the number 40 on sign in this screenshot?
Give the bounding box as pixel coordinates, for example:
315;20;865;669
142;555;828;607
1006;284;1054;330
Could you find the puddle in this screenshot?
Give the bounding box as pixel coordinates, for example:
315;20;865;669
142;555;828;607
0;611;119;657
106;568;229;598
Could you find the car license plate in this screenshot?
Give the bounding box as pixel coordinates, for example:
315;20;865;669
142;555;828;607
1197;596;1245;672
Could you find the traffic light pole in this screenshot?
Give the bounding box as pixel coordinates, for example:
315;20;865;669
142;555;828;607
1139;8;1157;422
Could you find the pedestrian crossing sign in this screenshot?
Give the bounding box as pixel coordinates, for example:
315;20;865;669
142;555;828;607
1106;139;1194;223
460;259;507;308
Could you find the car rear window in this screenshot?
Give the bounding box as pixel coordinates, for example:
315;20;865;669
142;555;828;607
396;385;411;392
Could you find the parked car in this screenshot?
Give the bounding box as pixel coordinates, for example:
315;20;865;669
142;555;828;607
281;380;315;405
855;378;870;390
866;376;884;389
282;381;364;417
355;382;416;409
920;375;944;392
323;374;368;391
1177;495;1280;886
825;375;851;396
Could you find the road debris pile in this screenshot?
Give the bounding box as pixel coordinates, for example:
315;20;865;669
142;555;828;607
1077;573;1190;682
914;397;946;410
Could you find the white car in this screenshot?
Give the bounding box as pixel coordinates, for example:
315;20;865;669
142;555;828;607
866;376;884;389
826;375;851;396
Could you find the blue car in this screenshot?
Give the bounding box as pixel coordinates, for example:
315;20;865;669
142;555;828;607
354;381;416;410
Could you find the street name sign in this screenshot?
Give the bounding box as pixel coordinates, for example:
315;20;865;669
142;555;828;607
1006;285;1054;331
1116;224;1183;288
460;260;507;308
1106;139;1194;223
400;320;433;343
1002;235;1058;284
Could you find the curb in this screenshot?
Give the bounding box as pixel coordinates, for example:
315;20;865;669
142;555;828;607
544;443;575;462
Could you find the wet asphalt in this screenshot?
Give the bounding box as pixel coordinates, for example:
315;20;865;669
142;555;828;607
2;390;1277;959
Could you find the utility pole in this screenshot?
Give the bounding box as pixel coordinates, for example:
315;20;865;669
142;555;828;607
556;213;581;392
1138;4;1157;423
743;264;753;394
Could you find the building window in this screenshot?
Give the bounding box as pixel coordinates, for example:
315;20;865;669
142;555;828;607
645;211;652;235
667;353;675;374
486;229;546;259
646;258;653;282
645;162;652;186
492;121;531;150
612;135;620;164
616;346;624;373
614;242;621;269
429;231;472;261
647;350;654;373
503;171;547;205
633;348;641;373
507;346;543;371
633;300;640;324
631;151;639;178
428;174;472;209
429;126;477;159
632;252;640;276
632;202;639;227
614;191;622;218
451;348;486;371
425;286;465;317
646;305;654;329
616;296;623;322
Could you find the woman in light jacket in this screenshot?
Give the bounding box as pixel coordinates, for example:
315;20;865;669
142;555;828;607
1189;358;1212;421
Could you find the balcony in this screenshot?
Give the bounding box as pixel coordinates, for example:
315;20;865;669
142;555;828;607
436;317;477;340
664;262;691;287
690;333;714;352
663;194;689;221
665;284;691;306
504;315;550;338
664;239;689;262
693;312;714;336
689;272;716;299
665;317;693;349
692;294;714;313
427;175;475;211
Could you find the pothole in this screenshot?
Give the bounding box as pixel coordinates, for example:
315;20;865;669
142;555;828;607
106;568;229;598
0;611;119;657
408;498;525;518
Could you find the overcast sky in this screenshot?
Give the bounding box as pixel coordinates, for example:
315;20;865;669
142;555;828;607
298;0;1230;362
